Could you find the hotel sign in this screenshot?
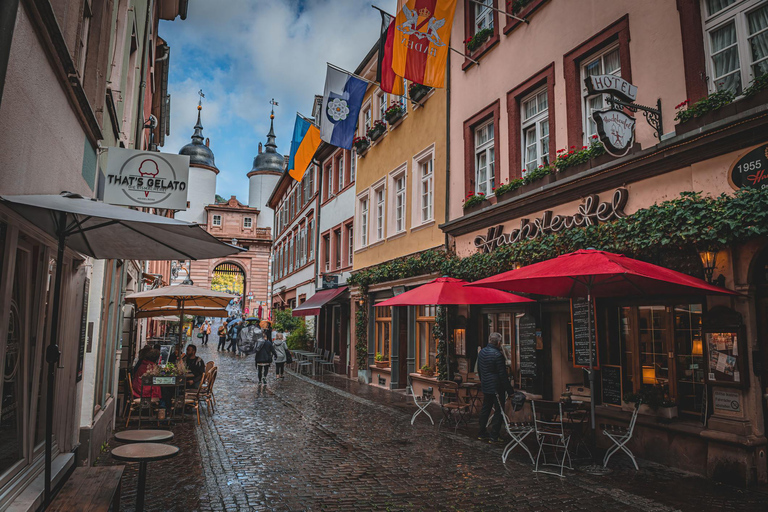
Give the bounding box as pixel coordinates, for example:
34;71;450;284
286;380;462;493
585;75;637;103
104;147;189;209
593;110;636;157
474;189;628;253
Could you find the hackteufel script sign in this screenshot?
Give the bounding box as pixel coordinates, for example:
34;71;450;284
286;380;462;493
474;188;628;253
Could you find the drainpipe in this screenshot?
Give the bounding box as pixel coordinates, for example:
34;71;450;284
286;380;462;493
133;0;154;150
444;51;451;252
0;0;19;109
313;160;322;291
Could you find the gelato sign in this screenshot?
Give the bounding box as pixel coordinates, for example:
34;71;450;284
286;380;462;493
474;188;628;253
104;147;189;209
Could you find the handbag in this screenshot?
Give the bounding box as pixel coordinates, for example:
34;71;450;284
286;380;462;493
285;350;293;364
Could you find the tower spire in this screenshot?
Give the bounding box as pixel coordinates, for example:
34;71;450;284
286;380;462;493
192;89;205;143
266;98;278;152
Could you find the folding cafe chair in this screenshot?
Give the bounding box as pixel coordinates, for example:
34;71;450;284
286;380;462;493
437;380;471;430
410;378;434;426
531;400;572;477
602;402;640;470
496;392;535;464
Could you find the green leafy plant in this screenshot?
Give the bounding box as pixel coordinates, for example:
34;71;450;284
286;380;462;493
465;28;493;52
508;0;533;15
409;83;432;100
744;72;768;98
100;442;110;454
420;364;433;372
367;120;387;139
375;352;387;362
145;361;186;377
493;179;524;198
522;165;554;185
384;104;404;123
554;137;606;171
674;88;735;123
273;308;302;333
355;296;369;369
353;136;370;152
462;192;487;210
286;321;312;351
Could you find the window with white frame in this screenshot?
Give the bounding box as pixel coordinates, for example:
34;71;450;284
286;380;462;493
308;217;314;260
521;87;550;173
326;163;333;198
350;150;357;182
338;156;345;190
377;91;388;121
420;157;434;223
375;187;385;240
360;197;369;247
243;217;253;228
394;174;406;233
323;233;330;272
289;237;294;272
363;107;372;133
348;226;354;266
582;45;621;141
475;0;493;31
212;214;222;226
703;0;768;95
474;120;495;196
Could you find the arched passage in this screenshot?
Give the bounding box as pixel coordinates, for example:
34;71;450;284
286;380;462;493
211;261;247;314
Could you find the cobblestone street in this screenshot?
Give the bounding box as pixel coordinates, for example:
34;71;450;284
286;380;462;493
103;344;768;511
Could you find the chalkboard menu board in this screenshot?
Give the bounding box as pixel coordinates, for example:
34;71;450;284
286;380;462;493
570;298;600;369
518;314;538;378
601;365;622;407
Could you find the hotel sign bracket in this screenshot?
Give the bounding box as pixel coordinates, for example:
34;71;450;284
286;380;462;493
605;95;663;141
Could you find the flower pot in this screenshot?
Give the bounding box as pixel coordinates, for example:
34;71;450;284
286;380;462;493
410;86;431;103
353;142;370;156
384;110;404;125
368;125;386;142
418;369;435;377
462;200;488;215
659;406;678;419
374;360;390;368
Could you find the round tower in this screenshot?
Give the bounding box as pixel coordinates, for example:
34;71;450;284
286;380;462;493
248;108;283;231
176;100;218;224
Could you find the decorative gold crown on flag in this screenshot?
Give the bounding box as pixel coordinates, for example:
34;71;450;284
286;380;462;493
418;7;432;18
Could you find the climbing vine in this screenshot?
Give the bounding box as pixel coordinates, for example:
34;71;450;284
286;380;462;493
355;290;369;370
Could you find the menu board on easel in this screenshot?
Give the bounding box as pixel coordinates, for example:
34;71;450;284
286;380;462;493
518;314;538;378
571;298;599;369
703;306;747;388
601;365;622;406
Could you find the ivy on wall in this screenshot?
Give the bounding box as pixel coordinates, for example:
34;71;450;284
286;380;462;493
349;187;768;371
355;295;369;370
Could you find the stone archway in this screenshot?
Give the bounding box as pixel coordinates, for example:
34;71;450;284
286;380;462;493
212;261;247;314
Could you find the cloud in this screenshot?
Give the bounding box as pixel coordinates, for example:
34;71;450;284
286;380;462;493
160;0;396;205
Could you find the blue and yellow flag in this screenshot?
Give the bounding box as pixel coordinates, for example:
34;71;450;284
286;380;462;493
288;114;322;182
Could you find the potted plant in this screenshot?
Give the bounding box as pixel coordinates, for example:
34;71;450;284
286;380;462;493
384;104;405;125
462;192;488;214
493;178;524;200
374;352;390;368
352;136;370;155
409;83;432;103
367;120;387;142
419;364;435;377
624;388;678;419
141;360;187;385
465;27;493;52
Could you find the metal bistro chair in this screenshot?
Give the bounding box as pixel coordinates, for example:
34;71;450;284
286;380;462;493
200;367;217;414
531;400;572;477
295;352;313;375
602;402;641;470
184;372;209;425
437;380;471;430
410;378;434;426
497;393;535;465
317;350;335;375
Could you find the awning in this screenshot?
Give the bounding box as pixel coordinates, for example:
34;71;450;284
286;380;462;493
292;286;348;317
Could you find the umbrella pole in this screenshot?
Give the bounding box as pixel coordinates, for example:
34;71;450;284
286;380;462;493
445;308;450;381
178;299;185;348
44;212;67;507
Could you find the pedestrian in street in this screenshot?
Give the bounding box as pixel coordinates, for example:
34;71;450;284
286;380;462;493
201;320;211;345
476;332;515;443
253;330;277;385
227;317;243;354
272;331;288;379
217;322;228;351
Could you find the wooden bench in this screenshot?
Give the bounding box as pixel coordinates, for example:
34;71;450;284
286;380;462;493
49;466;125;511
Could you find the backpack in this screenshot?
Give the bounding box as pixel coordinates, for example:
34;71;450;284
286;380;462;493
510;391;526;412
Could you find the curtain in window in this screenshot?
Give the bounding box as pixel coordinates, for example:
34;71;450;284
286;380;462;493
706;0;737;17
711;22;742;93
749;4;768;76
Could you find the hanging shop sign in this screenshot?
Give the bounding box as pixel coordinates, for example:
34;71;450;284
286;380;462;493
474;188;628;253
727;142;768;190
585;75;662;157
104;147;189;209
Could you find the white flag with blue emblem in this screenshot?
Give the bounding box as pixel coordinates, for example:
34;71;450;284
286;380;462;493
320;65;368;150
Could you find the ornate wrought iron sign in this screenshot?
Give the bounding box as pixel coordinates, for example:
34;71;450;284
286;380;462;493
474;188;628;253
585;75;662;157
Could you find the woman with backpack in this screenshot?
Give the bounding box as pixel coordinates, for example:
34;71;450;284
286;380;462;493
217;322;228;351
253;330;277;385
272;332;289;379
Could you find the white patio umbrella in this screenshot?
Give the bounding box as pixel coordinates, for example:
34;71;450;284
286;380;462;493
0;192;243;506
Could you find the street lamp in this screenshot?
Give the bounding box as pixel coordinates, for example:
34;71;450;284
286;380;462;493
698;249;718;283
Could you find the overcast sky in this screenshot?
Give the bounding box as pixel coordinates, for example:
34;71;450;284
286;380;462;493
160;0;397;205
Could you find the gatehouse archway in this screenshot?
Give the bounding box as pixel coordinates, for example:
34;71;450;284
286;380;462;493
211;261;246;315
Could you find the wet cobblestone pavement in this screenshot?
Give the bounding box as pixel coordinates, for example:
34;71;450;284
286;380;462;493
100;343;768;511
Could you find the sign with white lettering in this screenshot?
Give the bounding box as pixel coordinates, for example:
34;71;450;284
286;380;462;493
474;189;628;253
728;142;768;190
104;147;189;209
713;389;741;412
593;110;636;157
585;75;637;103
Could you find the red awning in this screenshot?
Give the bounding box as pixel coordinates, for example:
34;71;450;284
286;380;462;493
292;287;348;316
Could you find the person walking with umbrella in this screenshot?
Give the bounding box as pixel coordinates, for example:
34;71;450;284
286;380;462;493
476;333;515;443
227;316;243;355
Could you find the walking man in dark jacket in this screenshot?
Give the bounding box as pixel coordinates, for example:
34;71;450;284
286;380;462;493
477;332;514;443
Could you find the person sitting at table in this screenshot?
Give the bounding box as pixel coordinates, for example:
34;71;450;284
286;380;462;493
183;344;206;388
168;343;182;364
132;349;162;400
476;332;515;444
133;345;152;376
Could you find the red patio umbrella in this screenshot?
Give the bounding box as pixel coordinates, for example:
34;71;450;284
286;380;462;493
468;249;738;441
377;277;533;380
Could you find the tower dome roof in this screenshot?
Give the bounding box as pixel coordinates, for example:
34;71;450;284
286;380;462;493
248;113;284;177
179;106;218;172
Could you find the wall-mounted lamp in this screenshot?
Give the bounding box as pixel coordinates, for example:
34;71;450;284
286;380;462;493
514;262;523;270
698;249;718;283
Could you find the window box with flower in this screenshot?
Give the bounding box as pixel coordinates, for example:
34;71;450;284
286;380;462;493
384;104;405;125
551;137;613;180
409;83;432;104
465;27;494;53
367;120;387;142
462;192;488;214
353;136;370;155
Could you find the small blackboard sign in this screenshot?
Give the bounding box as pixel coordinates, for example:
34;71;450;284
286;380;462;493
518;314;537;378
601;365;622;407
571;298;599;369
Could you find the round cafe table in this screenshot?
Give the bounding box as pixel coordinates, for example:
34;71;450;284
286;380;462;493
111;442;180;512
114;429;174;444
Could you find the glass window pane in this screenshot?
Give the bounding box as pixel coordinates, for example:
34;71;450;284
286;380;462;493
524;98;537;119
706;0;737;17
584;58;602;77
604;48;621;75
538;90;548;112
749;5;768;75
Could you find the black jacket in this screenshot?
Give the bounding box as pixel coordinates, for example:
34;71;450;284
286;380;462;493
477;344;514;395
254;339;277;364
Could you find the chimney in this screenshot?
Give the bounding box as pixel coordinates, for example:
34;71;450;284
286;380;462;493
258;142;263;154
205;138;210;147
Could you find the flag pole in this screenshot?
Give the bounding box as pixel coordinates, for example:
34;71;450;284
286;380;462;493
467;0;529;23
371;5;480;65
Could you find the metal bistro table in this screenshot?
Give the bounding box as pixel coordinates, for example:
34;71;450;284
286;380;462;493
460;381;482;414
111;442;180;512
115;429;174;444
139;375;186;428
